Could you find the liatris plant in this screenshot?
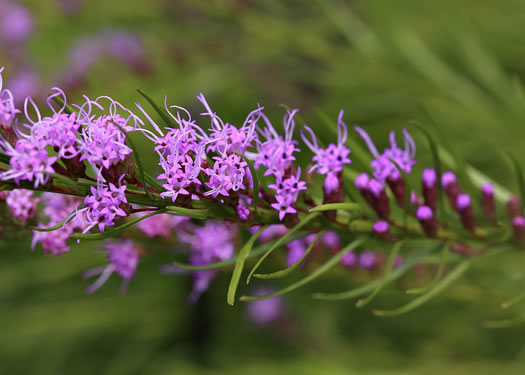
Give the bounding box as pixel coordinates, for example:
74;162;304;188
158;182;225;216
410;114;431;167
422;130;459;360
0;66;523;322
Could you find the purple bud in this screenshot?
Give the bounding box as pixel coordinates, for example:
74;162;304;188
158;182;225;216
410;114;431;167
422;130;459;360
354;172;369;191
507;195;522;219
373;220;389;239
341;251;356;267
417;205;437;237
387;175;406;207
236;204;251;221
410;191;421;206
512;216;525;245
442;171;461;210
367;179;390;219
422;169;437;211
246;288;284;326
481;183;496;222
359;251;377;269
456;193;475;232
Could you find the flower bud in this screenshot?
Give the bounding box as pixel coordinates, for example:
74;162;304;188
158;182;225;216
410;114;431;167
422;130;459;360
410;191;421;206
512;216;525;245
355;173;374;206
417;205;437;237
359;251;377;270
442;171;460;209
456;193;475;232
507;195;522;219
341;251;356;268
387;175;406;207
368;179;390;219
422;168;437;211
236;204;251;221
481;183;496;222
373;220;389;239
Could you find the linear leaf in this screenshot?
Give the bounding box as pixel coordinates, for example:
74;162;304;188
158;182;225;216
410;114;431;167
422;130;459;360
312;242;444;300
71;209;166;240
166;206;208;219
30;204;84;232
485;313;525;329
310;203;362;212
136;88;175;127
240;236;368;301
246;212;320;284
254;230;325;280
373;259;471;317
504;150;525;210
227;225;268;305
125;132;151;198
171;232;307;271
356;240;405;308
406;243;449;294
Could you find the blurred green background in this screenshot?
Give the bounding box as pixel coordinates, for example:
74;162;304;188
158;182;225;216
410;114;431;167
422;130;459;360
2;0;525;373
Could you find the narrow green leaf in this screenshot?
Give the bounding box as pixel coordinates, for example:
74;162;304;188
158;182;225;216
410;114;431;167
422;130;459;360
166;206;208;219
240;236;368;301
254;230;325;280
309;202;362;212
125;132;151;198
406;243;449;294
136;88;175;127
171;232;307;271
373;259;471;317
51;95;75;115
236;153;259;213
500;292;525;310
246;212;320;284
313;242;444;301
356;240;405;308
71;209;166;240
504;150;525;209
143;171;166;192
485;313;525;329
30;204;84;232
227;225;268;306
51;173;80;193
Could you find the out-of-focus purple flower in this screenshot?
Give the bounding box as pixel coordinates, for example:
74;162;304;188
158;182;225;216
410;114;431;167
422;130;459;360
359;251;377;269
456;193;476;231
422;168;437;211
417;205;437;237
373;220;389;238
442;171;461;209
237;203;251;221
57;0;84;15
246;287;284;326
354;126;416;185
250;224;288;242
7;69;41;106
84;240;140;293
301;110;351;193
286;239;307;267
512;216;525;245
106;31;150;74
481;183;496;221
135;212;190;237
507;195;522;220
341;251;356;267
0;2;34;46
6;189;39;225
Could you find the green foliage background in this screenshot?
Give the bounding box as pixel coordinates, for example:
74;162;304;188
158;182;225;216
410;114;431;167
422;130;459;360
2;0;525;373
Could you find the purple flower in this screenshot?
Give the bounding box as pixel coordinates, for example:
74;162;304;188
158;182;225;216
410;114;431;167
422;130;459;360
84;240;140;293
268;167;307;221
354;126;416;184
0;68;19;129
7;69;41;106
6;189;39;225
301;110;351;193
135;212;190;237
246;287;284;326
286;239;307;267
204;153;248;197
0;2;34;46
80;177;128;233
341;251;356;267
373;220;389;238
359;251;377;269
237;203;251;221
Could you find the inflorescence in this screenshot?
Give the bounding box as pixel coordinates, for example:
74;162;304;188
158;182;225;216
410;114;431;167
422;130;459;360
0;67;522;312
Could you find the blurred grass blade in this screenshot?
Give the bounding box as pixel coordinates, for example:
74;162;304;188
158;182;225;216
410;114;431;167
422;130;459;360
51;173;80;193
166;206;208;219
227;225;268;305
125;133;151;198
136;88;175;127
310;203;362;212
30;204;84;232
313;242;444;300
500;292;525;310
504;150;525;207
254;230;325;280
246;212;320;284
485;313;525;329
373;259;471;317
406;243;449;295
240;236;367;301
71;209;167;240
356;240;405;308
172;232;307;271
236;153;259;213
